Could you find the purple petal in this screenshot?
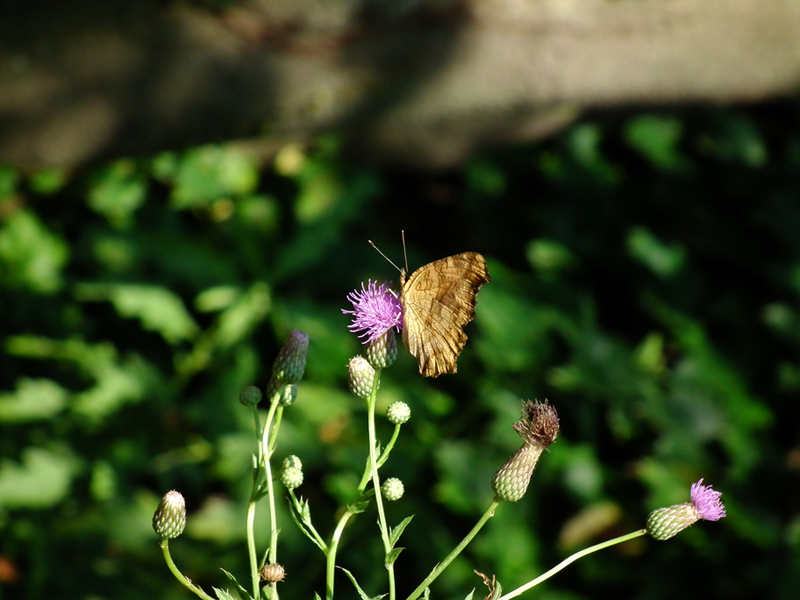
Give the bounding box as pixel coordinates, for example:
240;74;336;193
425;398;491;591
342;280;403;344
690;478;726;521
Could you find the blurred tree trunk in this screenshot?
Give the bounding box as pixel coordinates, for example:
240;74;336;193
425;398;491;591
1;0;799;169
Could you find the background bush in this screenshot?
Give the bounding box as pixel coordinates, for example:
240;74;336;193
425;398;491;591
1;105;798;600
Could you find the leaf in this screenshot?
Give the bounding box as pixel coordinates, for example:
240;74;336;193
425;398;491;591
388;515;414;547
75;283;200;344
213;588;239;600
338;567;385;600
385;547;404;565
0;378;67;422
87;159;147;227
287;496;326;552
0;446;81;509
0;209;68;293
219;568;252;600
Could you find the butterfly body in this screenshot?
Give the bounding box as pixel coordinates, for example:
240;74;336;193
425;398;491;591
399;252;491;377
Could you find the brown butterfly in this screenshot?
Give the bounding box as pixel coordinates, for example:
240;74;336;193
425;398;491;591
400;252;491;377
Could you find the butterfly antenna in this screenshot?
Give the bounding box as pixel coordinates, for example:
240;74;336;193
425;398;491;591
401;230;409;272
368;240;402;274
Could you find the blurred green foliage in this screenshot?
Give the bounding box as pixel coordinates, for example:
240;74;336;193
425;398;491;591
1;106;799;600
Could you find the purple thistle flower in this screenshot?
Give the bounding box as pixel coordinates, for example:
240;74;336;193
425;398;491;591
342;280;403;344
690;478;726;521
646;478;726;540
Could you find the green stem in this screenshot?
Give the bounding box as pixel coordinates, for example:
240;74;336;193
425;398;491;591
406;500;500;600
261;401;283;600
160;538;216;600
365;368;396;600
247;406;264;600
246;499;260;600
497;529;648;600
326;506;354;600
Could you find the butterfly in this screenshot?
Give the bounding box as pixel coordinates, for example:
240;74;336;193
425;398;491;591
399;252;491;377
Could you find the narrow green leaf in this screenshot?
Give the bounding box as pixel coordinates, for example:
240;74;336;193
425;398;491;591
338;567;383;600
219;568;252;600
388;515;414;547
385;547;404;565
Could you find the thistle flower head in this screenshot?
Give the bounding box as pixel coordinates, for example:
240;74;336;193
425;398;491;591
272;330;309;384
492;400;559;502
260;563;287;583
239;385;262;407
647;478;726;541
387;401;411;425
365;328;398;369
342;280;402;344
152;490;187;539
690;478;726;521
381;477;405;501
348;356;377;399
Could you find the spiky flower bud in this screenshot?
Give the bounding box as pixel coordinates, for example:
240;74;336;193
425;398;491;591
272;330;309;384
280;466;303;490
348;356;376;399
492;400;559;502
366;329;398;369
647;479;726;541
260;563;286;583
239;385;262;407
152;490;186;539
387;401;411;425
381;477;405;501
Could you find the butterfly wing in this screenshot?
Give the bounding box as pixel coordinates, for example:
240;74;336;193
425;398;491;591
400;252;491;377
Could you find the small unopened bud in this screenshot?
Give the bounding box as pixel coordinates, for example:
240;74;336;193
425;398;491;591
282;455;302;471
260;563;286;583
280;467;303;490
387;401;411;425
266;378;297;406
239;385;262;407
492;400;559;502
366;330;398;369
272;330;309;384
647;479;726;541
152;490;186;539
348;356;376;399
381;477;404;501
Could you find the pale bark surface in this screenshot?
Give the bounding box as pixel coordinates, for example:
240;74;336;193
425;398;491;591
2;0;799;169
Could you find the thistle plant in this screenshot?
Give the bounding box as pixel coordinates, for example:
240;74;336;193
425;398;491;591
152;279;728;600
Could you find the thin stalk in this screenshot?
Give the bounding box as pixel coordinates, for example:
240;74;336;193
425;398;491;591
497;529;648;600
160;539;216;600
405;499;500;600
365;368;396;600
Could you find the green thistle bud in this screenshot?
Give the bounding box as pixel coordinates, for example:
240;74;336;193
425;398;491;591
282;455;302;471
492;400;559;503
366;330;398;369
280;466;303;490
272;330;309;384
239;385;262;407
381;477;404;501
152;490;186;539
260;563;287;583
647;479;726;541
266;377;297;406
387;401;411;425
348;356;376;399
